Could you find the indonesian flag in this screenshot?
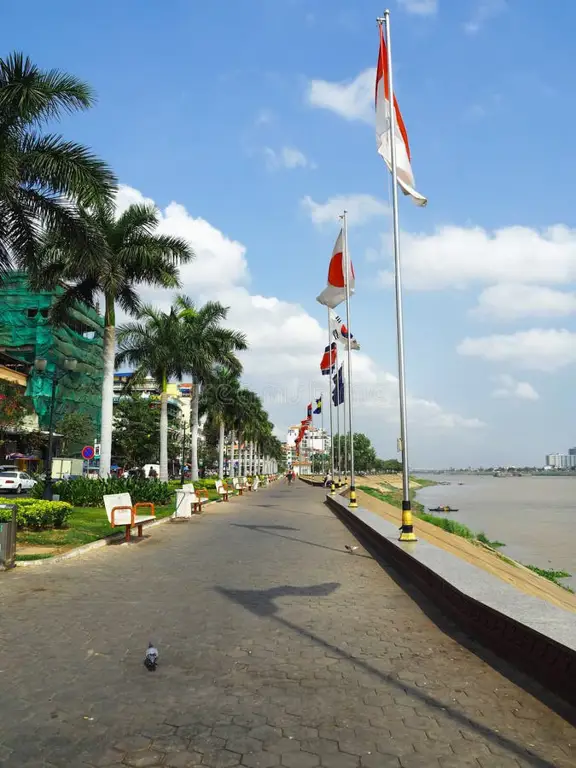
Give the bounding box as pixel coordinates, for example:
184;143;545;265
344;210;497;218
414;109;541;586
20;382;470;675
375;25;427;207
316;230;355;309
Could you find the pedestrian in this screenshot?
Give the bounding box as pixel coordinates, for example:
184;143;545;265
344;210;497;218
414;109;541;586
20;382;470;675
324;471;332;487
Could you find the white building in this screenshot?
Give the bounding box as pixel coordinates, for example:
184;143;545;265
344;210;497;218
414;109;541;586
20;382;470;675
286;425;330;453
545;453;576;469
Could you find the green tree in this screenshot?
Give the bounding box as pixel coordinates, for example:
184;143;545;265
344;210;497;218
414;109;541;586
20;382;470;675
176;297;247;481
33;202;194;478
112;395;183;470
0;52;116;273
200;367;241;479
333;432;377;473
0;381;33;448
116;302;190;481
55;412;94;456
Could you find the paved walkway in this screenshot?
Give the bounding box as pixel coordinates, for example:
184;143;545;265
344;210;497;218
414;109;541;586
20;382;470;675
0;482;575;768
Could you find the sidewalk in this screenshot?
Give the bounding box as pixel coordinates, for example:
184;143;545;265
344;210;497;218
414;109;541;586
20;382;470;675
0;482;574;767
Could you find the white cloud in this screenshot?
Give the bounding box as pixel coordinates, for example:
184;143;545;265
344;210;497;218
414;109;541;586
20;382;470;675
491;374;539;401
302;194;389;227
115;184;480;439
465;0;507;34
397;0;438;15
458;329;576;372
471;284;576;321
307;68;375;123
254;109;274;126
264;146;312;171
115;185;249;293
379;224;576;291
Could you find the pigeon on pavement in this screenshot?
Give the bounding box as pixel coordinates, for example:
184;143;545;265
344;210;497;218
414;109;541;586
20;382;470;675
144;642;158;671
345;545;358;553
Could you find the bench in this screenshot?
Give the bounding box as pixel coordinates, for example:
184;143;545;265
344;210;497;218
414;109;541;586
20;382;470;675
215;479;230;501
104;492;156;542
232;477;246;495
252;476;260;492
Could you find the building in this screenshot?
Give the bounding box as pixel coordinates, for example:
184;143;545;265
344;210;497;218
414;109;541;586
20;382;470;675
284;425;330;475
0;272;104;432
545;453;576;469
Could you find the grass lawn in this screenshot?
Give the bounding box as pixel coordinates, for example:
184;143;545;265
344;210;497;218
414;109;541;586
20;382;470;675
16;489;220;556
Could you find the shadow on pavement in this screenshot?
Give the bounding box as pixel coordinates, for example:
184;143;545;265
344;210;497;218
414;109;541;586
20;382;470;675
218;582;560;768
231;523;373;559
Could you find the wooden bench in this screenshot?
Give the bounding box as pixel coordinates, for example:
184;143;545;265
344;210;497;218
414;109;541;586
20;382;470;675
215;479;230;501
104;492;155;542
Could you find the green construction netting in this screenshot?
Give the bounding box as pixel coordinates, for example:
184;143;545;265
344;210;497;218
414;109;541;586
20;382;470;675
0;273;104;432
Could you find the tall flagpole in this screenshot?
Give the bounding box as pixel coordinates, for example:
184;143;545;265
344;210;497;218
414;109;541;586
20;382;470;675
335;352;342;487
342;210;357;508
381;10;415;539
320;397;325;476
342;357;348;481
327;308;336;495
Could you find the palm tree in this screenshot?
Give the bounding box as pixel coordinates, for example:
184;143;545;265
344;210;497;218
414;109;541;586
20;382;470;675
0;52;116;272
116;303;187;481
176;296;248;481
32;202;194;477
200;366;241;479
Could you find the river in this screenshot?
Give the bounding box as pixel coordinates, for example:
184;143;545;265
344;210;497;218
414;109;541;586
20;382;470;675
415;474;576;588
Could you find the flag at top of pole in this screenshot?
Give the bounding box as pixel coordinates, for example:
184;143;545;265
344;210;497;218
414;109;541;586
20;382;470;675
375;23;427;207
316;229;355;309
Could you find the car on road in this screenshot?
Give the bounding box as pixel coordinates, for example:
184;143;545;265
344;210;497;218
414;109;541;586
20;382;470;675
0;471;36;494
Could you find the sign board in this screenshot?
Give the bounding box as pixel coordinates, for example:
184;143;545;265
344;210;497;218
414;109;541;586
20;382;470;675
82;445;95;460
94;443;101;459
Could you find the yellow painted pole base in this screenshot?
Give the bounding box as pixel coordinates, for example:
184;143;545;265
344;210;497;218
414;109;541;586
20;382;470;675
399;529;417;542
330;482;336;496
348;487;358;509
399;503;417;542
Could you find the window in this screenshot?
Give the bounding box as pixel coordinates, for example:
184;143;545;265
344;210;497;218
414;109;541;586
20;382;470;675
0;472;17;477
27;309;38;318
20;473;30;480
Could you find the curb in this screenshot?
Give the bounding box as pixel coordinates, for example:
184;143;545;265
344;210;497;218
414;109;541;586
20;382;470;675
15;499;219;568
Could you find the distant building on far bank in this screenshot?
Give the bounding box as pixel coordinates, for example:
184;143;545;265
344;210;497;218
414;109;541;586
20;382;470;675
545;453;576;469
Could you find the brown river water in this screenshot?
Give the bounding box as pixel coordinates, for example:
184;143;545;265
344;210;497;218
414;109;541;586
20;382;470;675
416;474;576;588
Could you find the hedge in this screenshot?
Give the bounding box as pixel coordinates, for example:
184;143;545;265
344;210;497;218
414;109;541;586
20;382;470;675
0;498;73;529
30;477;173;507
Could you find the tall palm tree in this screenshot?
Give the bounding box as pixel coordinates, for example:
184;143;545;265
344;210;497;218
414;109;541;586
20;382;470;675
176;296;248;481
32;202;194;476
0;52;116;272
200;366;241;479
116;303;187;482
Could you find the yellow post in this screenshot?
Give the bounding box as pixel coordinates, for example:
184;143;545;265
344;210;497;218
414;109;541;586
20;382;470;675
348;486;358;509
399;501;417;542
330;480;336;496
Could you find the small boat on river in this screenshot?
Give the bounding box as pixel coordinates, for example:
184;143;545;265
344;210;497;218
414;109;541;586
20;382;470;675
428;506;459;513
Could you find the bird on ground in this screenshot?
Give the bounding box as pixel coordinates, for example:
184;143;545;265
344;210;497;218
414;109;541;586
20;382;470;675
144;642;158;671
345;545;358;553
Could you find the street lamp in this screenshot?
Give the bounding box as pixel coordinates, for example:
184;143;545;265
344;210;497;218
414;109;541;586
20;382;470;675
34;357;78;500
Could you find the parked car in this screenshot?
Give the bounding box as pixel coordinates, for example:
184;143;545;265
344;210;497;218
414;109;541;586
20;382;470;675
0;471;36;494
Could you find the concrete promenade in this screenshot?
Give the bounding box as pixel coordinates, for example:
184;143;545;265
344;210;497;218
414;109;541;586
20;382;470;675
0;481;574;767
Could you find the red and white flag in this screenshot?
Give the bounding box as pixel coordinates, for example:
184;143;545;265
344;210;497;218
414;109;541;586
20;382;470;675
375;25;427;207
316;229;355;309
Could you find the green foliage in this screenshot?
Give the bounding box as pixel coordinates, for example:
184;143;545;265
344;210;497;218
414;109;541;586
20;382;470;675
333;433;377;473
476;532;505;549
194;478;216;489
525;565;573;591
30;476;172;507
0;380;33;434
55;411;95;456
0;497;72;529
112;395;183;468
0;52;116;274
374;458;403;472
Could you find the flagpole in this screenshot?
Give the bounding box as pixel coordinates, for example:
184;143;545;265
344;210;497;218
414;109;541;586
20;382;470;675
327;308;336;495
381;10;415;540
342;358;348;481
321;398;325;476
342;210;357;508
335;349;342;487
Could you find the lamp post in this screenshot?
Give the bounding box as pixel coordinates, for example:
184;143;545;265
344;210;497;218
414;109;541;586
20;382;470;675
34;357;77;501
180;418;187;487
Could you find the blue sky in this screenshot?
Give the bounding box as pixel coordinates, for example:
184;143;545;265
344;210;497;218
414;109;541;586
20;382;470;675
5;0;576;467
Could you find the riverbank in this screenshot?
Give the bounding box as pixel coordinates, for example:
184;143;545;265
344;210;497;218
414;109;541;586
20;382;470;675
351;484;576;614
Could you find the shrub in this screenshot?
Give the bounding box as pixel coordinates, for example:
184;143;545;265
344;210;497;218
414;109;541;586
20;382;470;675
0;498;72;529
30;476;172;507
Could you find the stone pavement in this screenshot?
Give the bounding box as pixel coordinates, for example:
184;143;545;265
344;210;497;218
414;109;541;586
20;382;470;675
0;482;574;768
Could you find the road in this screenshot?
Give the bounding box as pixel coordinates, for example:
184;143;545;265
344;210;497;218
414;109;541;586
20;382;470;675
0;481;574;767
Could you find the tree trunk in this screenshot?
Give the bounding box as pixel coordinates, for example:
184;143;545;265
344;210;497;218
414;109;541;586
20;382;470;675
218;419;225;479
230;430;235;477
159;375;168;482
190;380;200;481
99;297;115;478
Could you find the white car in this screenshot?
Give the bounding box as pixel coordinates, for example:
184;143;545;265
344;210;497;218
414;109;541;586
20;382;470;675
0;471;36;494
